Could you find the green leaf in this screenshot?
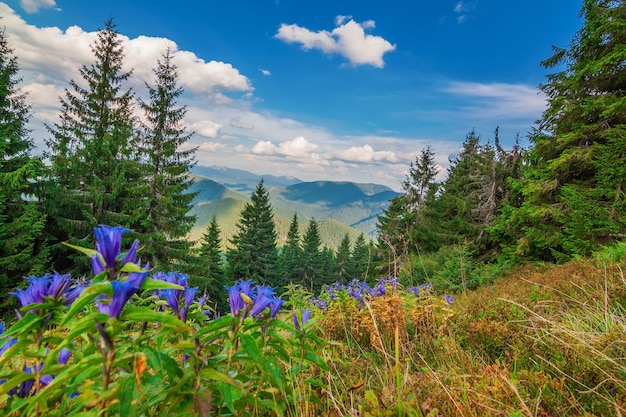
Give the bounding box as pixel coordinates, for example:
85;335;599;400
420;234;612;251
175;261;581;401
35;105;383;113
0;312;44;339
61;282;113;325
200;368;240;387
304;351;330;371
118;374;137;417
216;382;243;413
139;276;184;292
62;241;99;258
120;262;144;273
120;306;191;331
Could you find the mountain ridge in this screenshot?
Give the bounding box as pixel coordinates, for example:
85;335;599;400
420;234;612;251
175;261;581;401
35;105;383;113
188;165;400;249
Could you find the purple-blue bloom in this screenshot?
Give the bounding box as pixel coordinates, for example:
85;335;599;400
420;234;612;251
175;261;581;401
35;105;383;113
248;285;274;317
125;269;150;289
0;322;17;357
58;348;71;365
269;296;284;318
12;273;83;308
92;225;139;276
445;294;455;305
97;281;138;319
179;287;198;323
225;279;253;317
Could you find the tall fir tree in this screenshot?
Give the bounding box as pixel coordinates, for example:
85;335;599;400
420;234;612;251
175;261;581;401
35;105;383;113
279;212;304;287
334;233;354;284
195;216;225;310
0;27;47;313
226;179;279;286
352;233;372;281
377;146;441;274
505;0;626;261
44;19;143;272
138;47;198;270
301;218;325;293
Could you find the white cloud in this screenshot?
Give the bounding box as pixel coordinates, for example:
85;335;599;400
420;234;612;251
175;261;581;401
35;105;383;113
252;136;319;158
0;4;252;95
197;142;226;152
189;120;222;138
229;117;254;130
443;81;547;119
259;68;271;76
275;17;396;68
453;1;477;23
333;144;398;163
20;0;58;13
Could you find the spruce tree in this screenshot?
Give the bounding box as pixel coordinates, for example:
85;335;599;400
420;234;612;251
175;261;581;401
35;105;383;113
279;212;303;287
195;216;225;309
0;27;47;312
301;218;324;293
138;47;197;270
44;19;142;271
352;232;372;281
334;233;354;284
507;0;626;261
226;179;279;286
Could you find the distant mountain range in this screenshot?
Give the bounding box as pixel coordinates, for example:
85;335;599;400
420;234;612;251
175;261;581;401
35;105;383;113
187;165;400;250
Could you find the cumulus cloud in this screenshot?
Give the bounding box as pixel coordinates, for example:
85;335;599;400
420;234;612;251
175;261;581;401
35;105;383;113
252;136;319;158
0;4;252;95
333;144;398;163
20;0;58;13
189;120;222;138
275;16;395;68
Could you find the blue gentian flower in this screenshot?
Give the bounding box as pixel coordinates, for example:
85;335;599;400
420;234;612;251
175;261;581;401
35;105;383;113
292;308;312;331
0;322;17;357
12;273;83;308
97;281;138;319
92;225;139;276
226;279;253;316
269;296;284;318
445;294;455;305
249;285;274;317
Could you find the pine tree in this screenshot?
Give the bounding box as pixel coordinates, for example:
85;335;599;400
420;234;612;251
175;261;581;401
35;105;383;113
44;19;142;271
352;233;372;281
301;218;324;293
226;179;279;286
138;47;197;270
377;147;441;273
279;212;303;287
507;1;626;261
195;216;225;309
0;27;47;312
334;233;354;284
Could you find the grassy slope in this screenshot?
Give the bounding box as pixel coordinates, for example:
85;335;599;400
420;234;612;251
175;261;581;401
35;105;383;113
318;254;626;416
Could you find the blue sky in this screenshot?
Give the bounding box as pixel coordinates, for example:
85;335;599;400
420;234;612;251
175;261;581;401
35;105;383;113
2;0;582;189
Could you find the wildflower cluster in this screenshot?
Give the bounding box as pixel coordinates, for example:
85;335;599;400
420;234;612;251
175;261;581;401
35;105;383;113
226;279;284;319
0;225;328;415
310;276;401;309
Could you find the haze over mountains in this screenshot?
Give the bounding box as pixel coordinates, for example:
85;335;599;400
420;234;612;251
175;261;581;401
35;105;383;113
188;165;399;249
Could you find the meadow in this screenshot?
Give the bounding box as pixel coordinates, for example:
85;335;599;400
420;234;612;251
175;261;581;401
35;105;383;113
1;225;625;416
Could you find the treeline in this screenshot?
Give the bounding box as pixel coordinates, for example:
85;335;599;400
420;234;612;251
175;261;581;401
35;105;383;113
376;0;626;290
